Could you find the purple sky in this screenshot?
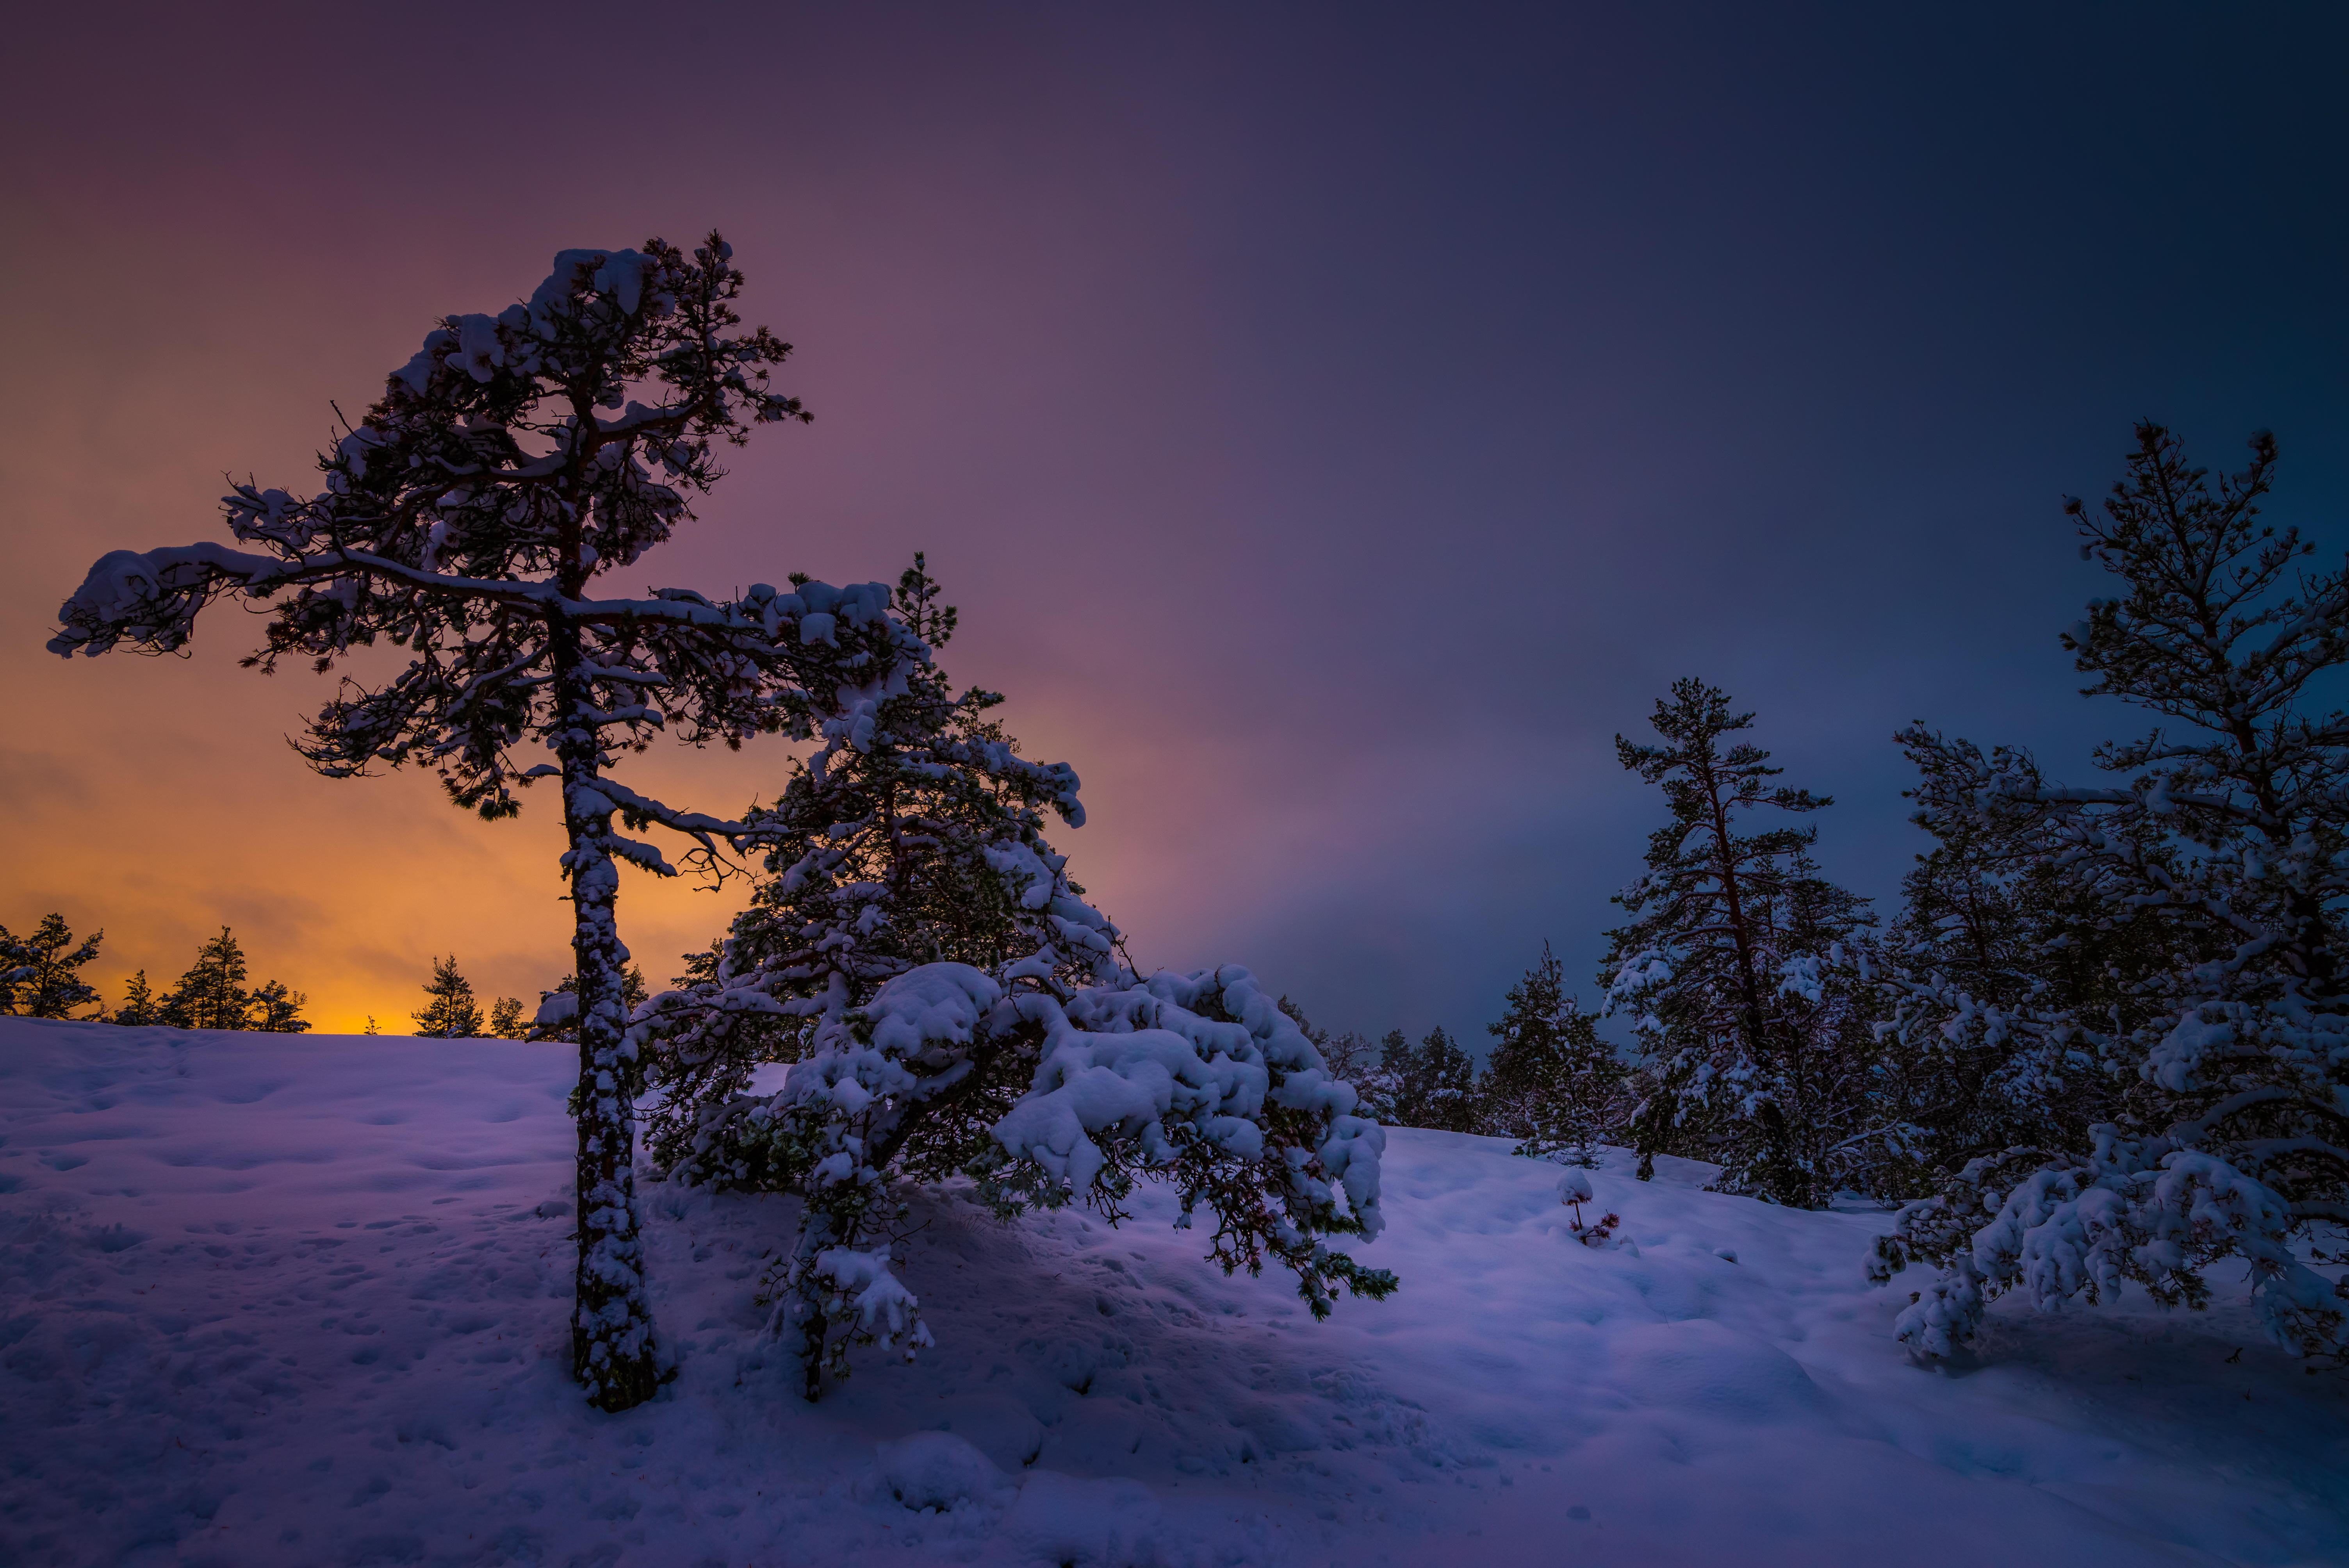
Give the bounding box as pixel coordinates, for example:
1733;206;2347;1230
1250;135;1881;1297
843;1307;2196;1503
4;4;2344;1039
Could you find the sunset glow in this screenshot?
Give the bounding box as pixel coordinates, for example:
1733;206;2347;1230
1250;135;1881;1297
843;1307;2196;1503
5;5;2341;1042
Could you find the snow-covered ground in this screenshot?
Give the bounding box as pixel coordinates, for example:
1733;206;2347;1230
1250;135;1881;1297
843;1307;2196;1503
4;1018;2346;1567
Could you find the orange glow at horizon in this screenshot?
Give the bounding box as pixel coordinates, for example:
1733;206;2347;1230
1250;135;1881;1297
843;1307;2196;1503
14;6;2297;1047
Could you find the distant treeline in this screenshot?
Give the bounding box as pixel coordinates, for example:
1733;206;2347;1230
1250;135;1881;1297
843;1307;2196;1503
1;919;310;1032
406;953;647;1041
0;921;658;1044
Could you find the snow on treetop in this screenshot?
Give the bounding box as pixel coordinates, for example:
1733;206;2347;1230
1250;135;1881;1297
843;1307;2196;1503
831;962;1378;1221
857;962;1002;1055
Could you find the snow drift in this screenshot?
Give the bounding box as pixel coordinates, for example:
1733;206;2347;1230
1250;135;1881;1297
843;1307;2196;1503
4;1017;2346;1566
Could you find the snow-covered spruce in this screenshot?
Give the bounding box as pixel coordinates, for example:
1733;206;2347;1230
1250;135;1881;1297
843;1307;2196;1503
1871;425;2349;1361
632;568;1392;1397
635;555;1106;1144
1850;741;2134;1187
48;233;885;1412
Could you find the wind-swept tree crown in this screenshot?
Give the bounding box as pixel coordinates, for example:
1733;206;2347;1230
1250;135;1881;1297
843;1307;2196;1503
50;233;912;830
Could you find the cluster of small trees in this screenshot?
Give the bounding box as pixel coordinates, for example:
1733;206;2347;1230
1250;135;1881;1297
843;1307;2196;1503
1280;971;1627;1169
1348;424;2349;1365
411;954;532;1039
2;919;594;1043
2;917;311;1032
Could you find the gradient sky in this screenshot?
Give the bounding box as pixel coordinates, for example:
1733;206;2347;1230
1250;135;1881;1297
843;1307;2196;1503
3;4;2344;1041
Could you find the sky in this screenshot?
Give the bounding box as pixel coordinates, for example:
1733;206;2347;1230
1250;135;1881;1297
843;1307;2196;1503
2;3;2344;1041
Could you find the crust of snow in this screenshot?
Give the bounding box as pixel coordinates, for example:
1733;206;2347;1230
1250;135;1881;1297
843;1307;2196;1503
5;1017;2345;1566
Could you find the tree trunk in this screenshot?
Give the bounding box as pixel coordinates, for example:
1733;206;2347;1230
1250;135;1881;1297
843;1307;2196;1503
1701;775;1802;1205
783;1206;841;1402
556;621;662;1413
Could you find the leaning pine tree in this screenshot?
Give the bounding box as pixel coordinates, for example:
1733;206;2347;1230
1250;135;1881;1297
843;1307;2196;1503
1871;424;2349;1361
48;233;897;1412
1604;681;1886;1206
638;560;1395;1399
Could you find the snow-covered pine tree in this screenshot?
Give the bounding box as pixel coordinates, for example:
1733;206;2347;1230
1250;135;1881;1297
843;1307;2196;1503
413;956;485;1038
49;233;898;1412
0;914;105;1018
1857;731;2151;1187
639;554;1101;1170
1603;681;1883;1206
640;561;1392;1399
1486;941;1629;1164
1351;1031;1410;1124
1871;425;2349;1361
158;928;252;1030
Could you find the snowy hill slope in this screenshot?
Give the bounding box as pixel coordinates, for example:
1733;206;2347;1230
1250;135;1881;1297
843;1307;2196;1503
3;1018;2346;1566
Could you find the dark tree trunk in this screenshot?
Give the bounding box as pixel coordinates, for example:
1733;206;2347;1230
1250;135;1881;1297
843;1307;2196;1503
555;615;662;1412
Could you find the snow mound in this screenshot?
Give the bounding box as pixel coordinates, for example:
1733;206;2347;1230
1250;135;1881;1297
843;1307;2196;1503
1605;1318;1830;1424
874;1431;1008;1510
1001;1472;1160;1567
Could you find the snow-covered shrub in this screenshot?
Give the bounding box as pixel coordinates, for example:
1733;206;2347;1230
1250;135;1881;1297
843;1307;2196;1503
1556;1169;1622;1246
709;962;1388;1397
1871;426;2349;1360
637;566;1394;1397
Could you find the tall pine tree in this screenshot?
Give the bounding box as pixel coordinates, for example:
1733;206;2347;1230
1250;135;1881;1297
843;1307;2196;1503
1859;733;2150;1187
1603;680;1883;1206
